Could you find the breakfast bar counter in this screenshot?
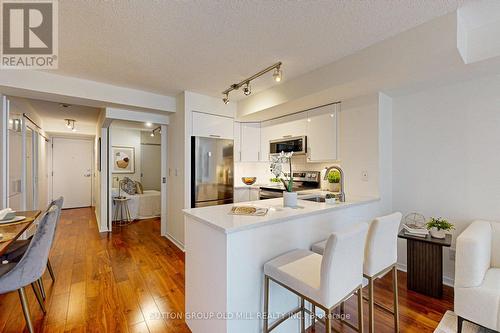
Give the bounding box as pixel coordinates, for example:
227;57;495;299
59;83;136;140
183;196;383;333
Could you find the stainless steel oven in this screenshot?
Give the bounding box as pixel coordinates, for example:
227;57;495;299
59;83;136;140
259;171;320;200
269;136;307;155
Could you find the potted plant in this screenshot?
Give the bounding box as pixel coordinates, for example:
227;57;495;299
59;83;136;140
269;151;296;207
327;169;341;192
425;217;454;239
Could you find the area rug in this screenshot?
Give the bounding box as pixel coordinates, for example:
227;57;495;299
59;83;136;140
434;311;495;333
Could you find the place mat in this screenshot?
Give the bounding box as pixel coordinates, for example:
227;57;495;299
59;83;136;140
229;206;269;216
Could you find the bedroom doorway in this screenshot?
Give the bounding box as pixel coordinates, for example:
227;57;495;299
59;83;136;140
109;121;165;235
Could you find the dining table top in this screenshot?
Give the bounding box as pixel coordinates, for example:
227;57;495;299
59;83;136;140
0;210;42;256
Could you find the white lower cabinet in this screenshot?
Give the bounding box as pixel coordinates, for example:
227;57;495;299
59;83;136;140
249;188;260;201
234;187;260;203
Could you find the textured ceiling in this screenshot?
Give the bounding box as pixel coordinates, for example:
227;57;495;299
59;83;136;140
55;0;469;100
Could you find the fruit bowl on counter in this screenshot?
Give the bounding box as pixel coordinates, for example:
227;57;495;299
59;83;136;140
241;177;257;185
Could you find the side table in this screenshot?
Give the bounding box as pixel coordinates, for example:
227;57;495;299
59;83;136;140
113;197;132;226
398;230;452;298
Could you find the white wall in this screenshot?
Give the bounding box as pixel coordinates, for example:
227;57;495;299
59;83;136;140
111;127;142;183
392;74;500;283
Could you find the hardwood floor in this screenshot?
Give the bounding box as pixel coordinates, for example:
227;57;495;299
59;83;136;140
0;207;453;332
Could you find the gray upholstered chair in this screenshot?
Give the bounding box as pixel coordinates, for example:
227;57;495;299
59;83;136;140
0;204;59;333
1;197;64;285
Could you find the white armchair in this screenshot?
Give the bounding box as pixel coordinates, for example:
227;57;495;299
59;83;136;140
454;220;500;332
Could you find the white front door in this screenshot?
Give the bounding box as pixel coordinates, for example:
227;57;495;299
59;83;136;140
52;137;93;209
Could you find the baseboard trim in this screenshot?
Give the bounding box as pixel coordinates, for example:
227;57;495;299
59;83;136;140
165;233;185;252
397;262;454;287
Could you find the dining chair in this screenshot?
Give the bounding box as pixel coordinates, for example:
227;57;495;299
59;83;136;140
1;197;64;283
0;204;59;333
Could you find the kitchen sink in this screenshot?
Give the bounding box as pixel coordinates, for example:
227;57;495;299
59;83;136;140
300;196;326;203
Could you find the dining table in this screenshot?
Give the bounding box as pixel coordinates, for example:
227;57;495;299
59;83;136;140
0;210;42;256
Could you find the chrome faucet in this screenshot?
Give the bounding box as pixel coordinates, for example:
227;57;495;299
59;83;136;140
323;165;345;202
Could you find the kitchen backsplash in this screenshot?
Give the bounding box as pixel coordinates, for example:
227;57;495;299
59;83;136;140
234;155;338;187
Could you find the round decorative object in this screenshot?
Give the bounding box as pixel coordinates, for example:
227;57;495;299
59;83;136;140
404;212;426;229
241;177;257;185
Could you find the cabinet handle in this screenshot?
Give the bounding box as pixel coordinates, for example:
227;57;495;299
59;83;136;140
283;135;292;138
239;151;242;161
258;152;260;160
209;134;221;138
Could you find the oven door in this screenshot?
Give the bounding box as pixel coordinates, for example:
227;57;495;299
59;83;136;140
270;136;306;155
259;188;284;200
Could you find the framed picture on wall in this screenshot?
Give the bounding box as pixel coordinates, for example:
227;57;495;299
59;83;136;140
112;146;135;173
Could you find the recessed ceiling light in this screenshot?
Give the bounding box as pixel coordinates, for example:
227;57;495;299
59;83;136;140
145;122;153;127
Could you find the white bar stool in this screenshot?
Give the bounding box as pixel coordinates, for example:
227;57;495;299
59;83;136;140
311;212;402;333
263;223;368;333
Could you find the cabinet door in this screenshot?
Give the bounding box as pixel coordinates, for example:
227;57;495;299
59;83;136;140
192;111;234;139
306;105;338;162
234;122;241;162
260;121;272;162
267;113;307;140
234;188;250;203
241;122;261;162
249;188;260;201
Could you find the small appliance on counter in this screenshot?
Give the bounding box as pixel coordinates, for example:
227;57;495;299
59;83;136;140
259;171;320;199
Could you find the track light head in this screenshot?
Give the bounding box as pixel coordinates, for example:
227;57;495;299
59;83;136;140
150;131;155;137
222;93;230;104
273;66;282;82
243;82;251;96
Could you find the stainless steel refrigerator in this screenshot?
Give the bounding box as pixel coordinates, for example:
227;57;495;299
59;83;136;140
191;136;234;208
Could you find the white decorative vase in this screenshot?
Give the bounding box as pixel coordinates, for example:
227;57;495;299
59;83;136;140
283;192;298;208
429;228;446;239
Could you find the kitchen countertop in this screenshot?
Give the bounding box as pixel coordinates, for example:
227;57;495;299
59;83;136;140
183;195;380;234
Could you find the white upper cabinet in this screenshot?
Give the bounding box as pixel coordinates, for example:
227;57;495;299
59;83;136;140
192;111;234;139
267;113;307;140
240;122;261;162
234;122;241;162
306;104;339;162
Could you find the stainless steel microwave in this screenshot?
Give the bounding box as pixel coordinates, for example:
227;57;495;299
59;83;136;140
269;136;307;155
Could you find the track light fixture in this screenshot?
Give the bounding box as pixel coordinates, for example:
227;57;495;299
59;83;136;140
222;61;282;103
65;119;76;131
151;126;161;137
273;65;282;82
243;82;251;96
223;93;229;104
